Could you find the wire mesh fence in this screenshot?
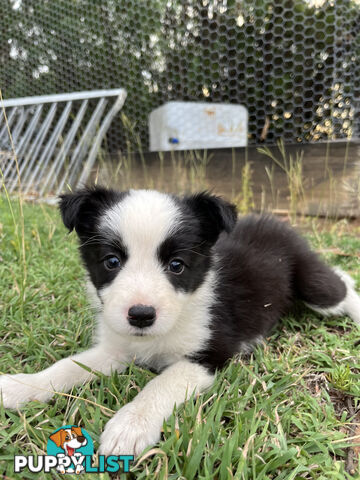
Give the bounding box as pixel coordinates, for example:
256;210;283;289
1;0;359;153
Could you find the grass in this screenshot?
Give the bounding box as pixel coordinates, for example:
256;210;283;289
0;195;360;479
0;100;359;478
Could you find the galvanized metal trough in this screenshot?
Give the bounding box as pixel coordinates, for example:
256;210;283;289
0;89;127;197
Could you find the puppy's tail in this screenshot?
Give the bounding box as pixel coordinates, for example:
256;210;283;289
306;267;360;326
332;267;360;326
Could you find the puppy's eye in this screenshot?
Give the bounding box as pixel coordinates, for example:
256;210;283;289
168;258;185;275
104;256;121;270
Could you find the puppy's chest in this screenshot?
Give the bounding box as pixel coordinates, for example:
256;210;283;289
129;325;211;370
103;315;212;371
134;351;180;372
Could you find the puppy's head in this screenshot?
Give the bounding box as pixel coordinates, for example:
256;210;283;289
50;426;86;449
59;187;237;337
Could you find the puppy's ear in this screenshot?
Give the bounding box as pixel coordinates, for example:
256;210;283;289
184;191;237;244
72;426;83;437
59;186;123;235
49;429;64;447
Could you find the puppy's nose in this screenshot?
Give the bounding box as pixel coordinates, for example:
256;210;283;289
127;304;156;328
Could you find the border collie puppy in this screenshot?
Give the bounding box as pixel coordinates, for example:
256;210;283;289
1;187;359;456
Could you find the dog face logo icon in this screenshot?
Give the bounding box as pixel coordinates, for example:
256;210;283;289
50;426;87;457
47;425;94;475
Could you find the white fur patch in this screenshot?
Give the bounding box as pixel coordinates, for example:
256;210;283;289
101;189;181;252
98;190;188;338
306;267;360;325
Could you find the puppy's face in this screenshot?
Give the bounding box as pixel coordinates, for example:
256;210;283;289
50;427;87;450
60;188;236;337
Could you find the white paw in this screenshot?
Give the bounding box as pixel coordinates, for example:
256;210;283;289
0;373;53;408
99;402;162;457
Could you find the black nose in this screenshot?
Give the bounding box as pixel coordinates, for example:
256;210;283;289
77;436;86;443
127;304;156;328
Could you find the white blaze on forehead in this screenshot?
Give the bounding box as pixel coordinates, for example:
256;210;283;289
100;190;181;254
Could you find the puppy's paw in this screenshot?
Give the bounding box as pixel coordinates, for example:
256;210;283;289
99;403;162;457
0;373;52;409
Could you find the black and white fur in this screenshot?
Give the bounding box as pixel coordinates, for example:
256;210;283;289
0;187;359;456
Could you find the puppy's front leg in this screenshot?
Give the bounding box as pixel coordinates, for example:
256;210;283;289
0;345;128;409
99;359;214;457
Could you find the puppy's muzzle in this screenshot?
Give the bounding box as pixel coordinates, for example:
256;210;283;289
127;304;156;328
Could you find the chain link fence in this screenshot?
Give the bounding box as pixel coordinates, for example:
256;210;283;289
1;0;359;153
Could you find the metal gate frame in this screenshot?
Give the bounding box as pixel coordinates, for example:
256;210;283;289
0;89;127;196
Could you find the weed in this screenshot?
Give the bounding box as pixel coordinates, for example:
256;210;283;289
233;158;254;215
258;139;306;223
327;364;355;393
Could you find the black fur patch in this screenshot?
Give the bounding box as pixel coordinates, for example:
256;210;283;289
59;186;127;236
182;192;237;245
157;225;212;293
190;215;347;372
80;235;128;290
157;192;237;292
59;186;129;289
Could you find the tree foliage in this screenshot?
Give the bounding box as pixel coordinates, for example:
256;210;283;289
1;0;359;149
